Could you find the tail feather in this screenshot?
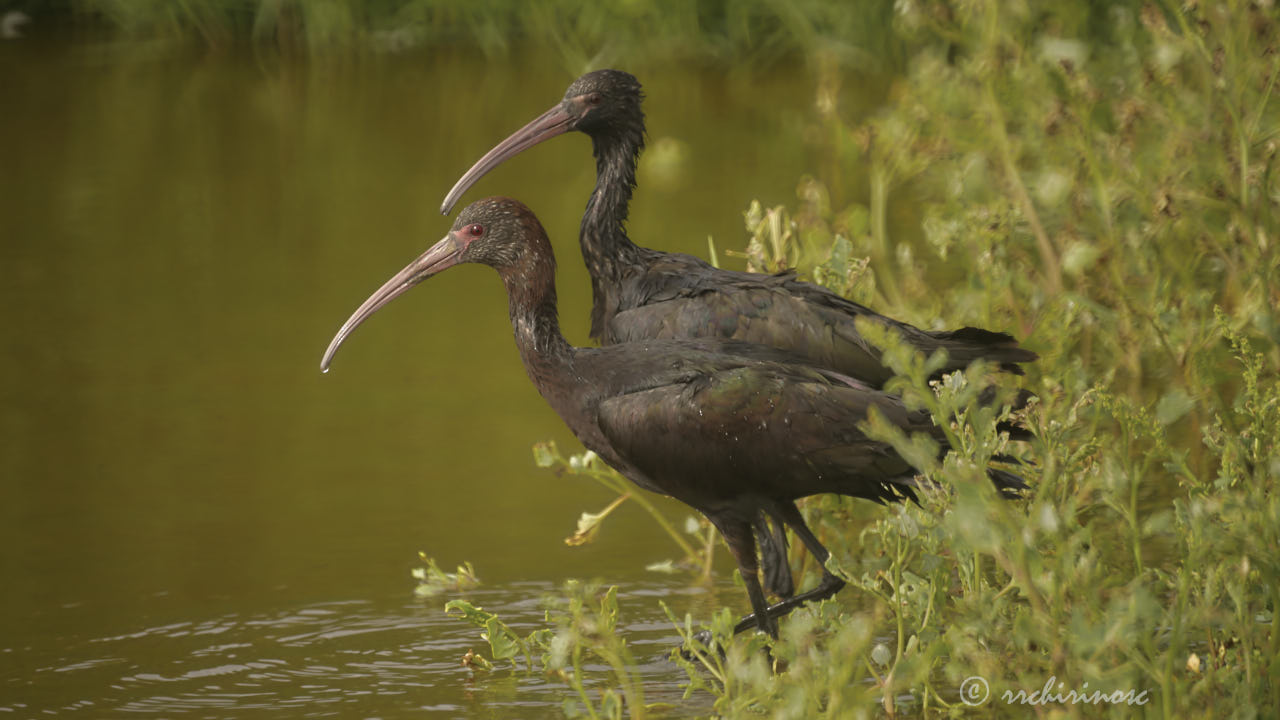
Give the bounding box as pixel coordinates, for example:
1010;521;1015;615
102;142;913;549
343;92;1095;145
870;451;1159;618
980;386;1036;409
888;468;1029;502
985;386;1035;441
997;421;1034;442
987;468;1029;499
930;326;1039;376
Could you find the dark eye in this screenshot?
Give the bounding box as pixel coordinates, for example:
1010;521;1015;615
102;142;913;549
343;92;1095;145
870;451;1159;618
466;224;484;237
586;92;602;106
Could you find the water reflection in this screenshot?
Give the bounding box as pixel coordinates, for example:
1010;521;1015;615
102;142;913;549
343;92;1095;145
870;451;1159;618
9;581;718;717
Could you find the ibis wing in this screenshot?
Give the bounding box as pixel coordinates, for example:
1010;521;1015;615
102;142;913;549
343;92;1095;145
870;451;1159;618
594;362;926;509
606;254;1035;381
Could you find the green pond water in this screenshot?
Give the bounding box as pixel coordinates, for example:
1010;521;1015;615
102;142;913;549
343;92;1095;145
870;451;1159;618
0;37;877;717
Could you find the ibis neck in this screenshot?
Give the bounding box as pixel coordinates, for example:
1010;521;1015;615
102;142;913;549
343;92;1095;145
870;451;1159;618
500;256;574;384
582;131;647;281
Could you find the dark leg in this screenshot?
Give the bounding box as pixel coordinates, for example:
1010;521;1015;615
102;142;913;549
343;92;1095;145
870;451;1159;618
730;501;846;635
755;511;794;599
714;518;779;638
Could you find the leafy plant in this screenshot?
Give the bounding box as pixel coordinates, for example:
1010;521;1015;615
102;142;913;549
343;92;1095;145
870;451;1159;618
393;0;1280;715
533;441;718;580
451;1;1280;716
411;552;479;597
446;580;667;719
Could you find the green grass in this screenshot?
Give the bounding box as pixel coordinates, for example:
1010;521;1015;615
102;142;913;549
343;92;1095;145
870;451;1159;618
436;1;1279;717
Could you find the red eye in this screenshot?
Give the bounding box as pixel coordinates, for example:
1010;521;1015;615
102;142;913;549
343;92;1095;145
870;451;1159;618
466;224;484;237
586;92;602;106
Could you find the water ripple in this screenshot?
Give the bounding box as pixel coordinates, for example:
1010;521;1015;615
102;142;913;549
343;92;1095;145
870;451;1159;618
5;580;718;718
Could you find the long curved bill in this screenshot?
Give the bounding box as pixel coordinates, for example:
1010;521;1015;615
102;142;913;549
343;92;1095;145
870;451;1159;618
440;102;574;215
320;233;464;372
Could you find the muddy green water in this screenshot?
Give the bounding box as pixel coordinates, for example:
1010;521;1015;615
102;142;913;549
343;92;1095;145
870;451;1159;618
1;37;869;717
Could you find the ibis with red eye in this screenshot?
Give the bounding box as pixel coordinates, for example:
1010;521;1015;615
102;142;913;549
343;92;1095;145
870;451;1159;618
322;197;1028;639
440;70;1037;598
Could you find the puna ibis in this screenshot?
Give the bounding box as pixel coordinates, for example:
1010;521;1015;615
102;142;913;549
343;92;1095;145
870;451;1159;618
322;197;1027;638
439;69;1037;390
441;69;1035;599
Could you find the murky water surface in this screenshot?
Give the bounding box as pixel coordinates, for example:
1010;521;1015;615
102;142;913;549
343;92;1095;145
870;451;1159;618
8;582;729;717
1;37;853;716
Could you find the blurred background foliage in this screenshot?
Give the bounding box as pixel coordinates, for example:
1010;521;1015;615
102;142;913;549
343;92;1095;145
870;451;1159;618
11;0;909;69
7;0;1277;717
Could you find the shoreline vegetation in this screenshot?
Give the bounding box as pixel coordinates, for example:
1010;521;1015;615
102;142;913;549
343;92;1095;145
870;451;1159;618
12;0;905;69
439;3;1278;716
27;0;1278;716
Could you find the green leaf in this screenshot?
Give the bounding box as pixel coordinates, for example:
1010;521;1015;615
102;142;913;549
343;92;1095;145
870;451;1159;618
566;509;608;546
1062;240;1101;276
645;559;679;573
484;617;521;660
532;441;557;468
444;600;495;628
871;642;891;666
1156;389;1196;426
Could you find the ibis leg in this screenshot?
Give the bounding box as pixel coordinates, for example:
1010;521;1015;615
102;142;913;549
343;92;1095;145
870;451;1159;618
716;518;779;638
731;502;846;635
755;511;794;599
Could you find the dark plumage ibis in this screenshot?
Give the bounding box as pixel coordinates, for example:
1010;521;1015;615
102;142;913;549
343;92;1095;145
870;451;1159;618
322;197;1027;638
440;69;1037;390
